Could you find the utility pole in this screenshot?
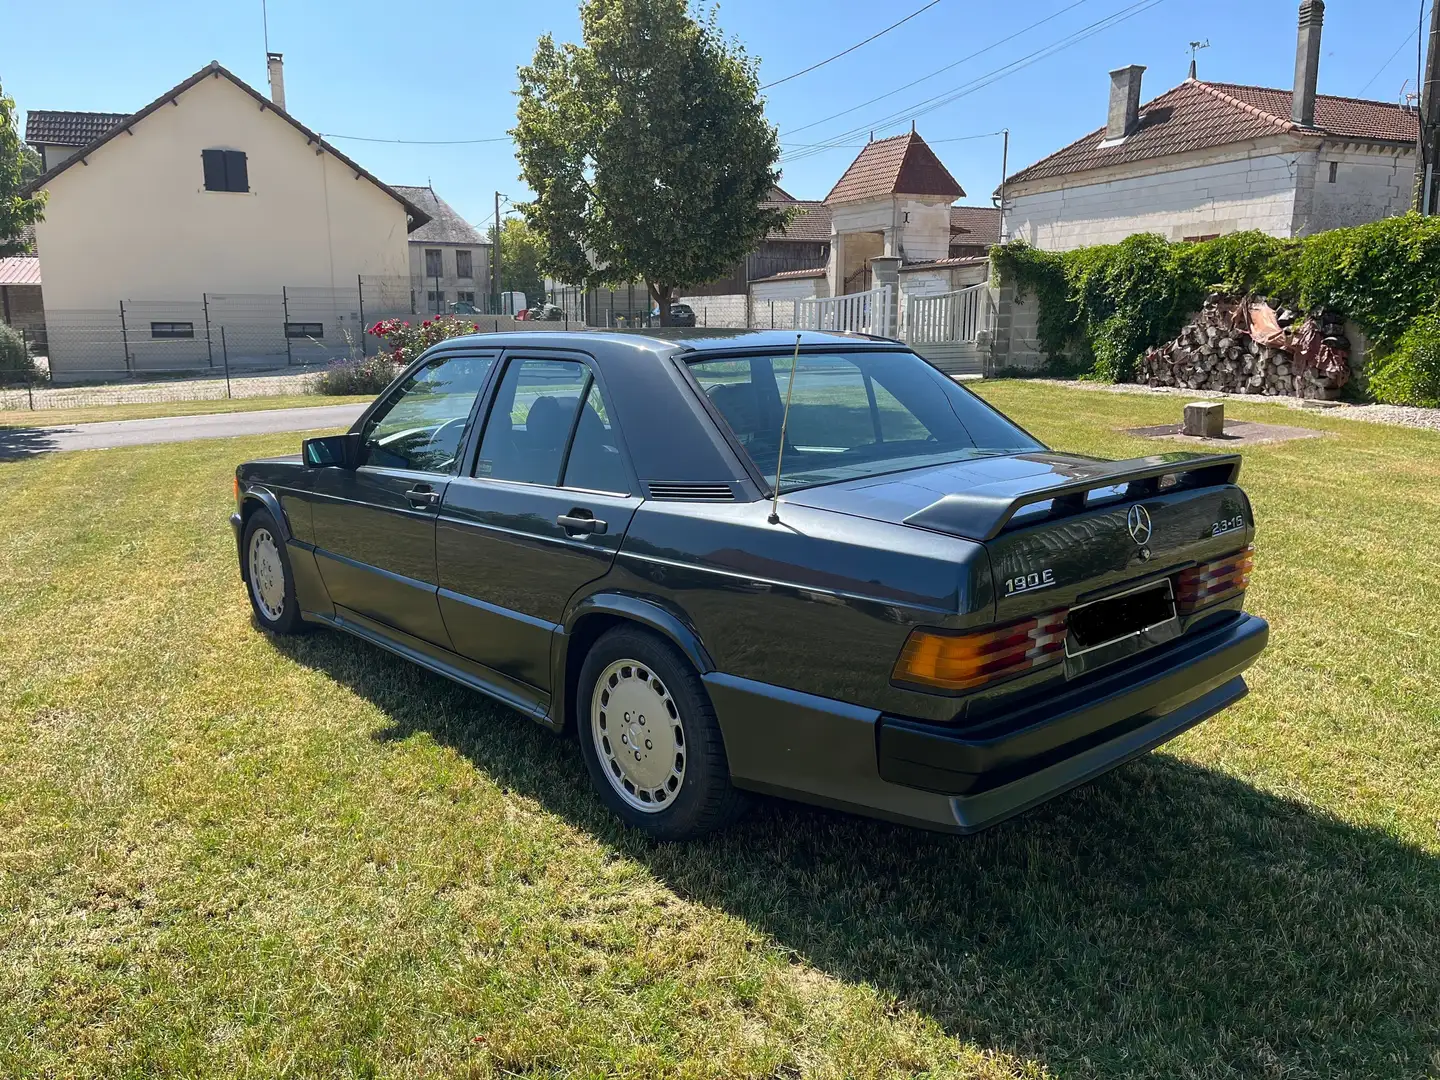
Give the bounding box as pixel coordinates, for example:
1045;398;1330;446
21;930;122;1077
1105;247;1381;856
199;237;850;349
998;128;1009;243
1416;0;1440;213
493;191;504;314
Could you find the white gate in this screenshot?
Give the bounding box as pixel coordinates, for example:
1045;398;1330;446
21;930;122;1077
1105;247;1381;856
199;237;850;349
902;283;995;376
794;285;892;336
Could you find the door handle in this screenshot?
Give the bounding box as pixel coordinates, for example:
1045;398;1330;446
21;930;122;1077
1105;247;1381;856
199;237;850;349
405;484;441;508
557;510;607;536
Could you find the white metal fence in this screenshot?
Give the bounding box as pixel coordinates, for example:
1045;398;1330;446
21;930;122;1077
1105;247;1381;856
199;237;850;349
795;285;892;336
904;283;993;344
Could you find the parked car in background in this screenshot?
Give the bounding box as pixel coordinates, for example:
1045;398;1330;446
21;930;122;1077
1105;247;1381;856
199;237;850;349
449;301;481;315
669;303;696;327
231;329;1267;840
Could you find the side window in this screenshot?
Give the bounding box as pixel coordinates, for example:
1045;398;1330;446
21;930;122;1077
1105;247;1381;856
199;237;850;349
477;359;588;485
562;380;629;493
361;354;495;472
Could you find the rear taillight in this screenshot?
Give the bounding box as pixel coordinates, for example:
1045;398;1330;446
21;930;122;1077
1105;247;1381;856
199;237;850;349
1175;546;1254;614
892;611;1068;692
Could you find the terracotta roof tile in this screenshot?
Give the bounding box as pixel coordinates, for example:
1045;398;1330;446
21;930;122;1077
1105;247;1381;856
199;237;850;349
826;131;964;204
765;200;832;241
752;267;827;282
0;256;41;286
1006;79;1419;186
25;110;128;147
949;205;1001;245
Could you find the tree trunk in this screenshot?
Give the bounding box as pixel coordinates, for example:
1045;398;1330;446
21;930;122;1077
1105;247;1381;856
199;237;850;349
650;282;674;326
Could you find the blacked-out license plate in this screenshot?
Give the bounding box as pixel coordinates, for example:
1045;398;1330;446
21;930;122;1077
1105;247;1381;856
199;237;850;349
1066;580;1178;656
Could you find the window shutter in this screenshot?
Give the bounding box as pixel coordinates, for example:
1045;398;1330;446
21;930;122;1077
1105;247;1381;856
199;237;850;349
202;149;227;191
224;150;249;193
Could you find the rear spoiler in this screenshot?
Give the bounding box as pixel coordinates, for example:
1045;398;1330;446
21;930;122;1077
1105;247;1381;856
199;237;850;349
903;453;1242;542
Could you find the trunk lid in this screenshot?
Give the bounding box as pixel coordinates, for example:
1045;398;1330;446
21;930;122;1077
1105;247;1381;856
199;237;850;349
783;451;1254;622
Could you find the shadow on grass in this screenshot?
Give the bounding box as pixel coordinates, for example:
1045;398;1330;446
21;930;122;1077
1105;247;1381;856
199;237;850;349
274;628;1440;1078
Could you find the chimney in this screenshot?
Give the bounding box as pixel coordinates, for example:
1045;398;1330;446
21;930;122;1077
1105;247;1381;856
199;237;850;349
1106;65;1146;141
1292;0;1324;127
266;52;286;111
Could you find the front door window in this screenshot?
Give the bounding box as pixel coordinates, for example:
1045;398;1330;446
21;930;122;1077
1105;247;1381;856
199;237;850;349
362;354;495;473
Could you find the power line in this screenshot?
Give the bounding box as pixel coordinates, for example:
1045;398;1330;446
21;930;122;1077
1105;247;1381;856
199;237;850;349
782;129;1006;150
778;0;1170;165
1357;23;1421;95
760;0;945;90
320;132;514;145
778;0;1097;139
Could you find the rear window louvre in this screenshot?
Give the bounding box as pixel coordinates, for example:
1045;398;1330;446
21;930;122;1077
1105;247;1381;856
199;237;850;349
646;481;736;502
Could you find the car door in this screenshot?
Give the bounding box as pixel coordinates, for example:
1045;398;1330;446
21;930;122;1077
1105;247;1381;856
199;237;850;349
437;353;641;693
309;350;497;647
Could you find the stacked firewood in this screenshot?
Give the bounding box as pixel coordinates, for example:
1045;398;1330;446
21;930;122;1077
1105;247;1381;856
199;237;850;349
1140;294;1351;399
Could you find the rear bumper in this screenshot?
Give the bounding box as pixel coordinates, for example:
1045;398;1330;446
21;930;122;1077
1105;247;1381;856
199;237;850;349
705;612;1268;835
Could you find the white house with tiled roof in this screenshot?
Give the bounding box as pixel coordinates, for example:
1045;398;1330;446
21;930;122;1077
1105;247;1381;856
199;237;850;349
1004;0;1417;250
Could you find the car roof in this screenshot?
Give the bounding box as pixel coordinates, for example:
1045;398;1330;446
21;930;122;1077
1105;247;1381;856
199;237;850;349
427;328;900;356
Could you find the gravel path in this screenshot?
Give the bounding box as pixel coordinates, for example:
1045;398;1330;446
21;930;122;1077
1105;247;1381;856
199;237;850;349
1020;379;1440;432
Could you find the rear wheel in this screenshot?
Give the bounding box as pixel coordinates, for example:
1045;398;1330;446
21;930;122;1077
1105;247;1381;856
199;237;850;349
577;626;746;840
242;509;306;635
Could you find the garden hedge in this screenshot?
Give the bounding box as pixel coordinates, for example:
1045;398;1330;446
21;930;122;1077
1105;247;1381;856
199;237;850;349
990;213;1440;405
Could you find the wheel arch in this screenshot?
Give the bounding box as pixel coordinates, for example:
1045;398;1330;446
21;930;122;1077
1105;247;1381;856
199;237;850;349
237;487;291;583
553;594;715;735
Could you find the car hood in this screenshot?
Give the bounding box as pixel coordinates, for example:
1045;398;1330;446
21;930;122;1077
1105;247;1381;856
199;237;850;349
781;451;1119;530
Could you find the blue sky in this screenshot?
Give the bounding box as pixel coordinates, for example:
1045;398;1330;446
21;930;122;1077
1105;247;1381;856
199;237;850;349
4;0;1428;228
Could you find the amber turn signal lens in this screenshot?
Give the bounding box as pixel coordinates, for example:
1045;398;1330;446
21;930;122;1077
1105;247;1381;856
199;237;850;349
1175;546;1254;614
232;476;241;504
893;611;1068;692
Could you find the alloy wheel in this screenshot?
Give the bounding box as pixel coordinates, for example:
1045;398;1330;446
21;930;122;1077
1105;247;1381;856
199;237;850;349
247;527;286;622
590;658;686;812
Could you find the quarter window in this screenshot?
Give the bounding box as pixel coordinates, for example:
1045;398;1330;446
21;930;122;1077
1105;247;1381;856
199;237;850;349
562;381;628;493
361;353;496;473
477;359;589;485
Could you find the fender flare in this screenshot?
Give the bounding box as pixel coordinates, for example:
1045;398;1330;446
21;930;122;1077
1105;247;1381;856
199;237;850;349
549;592;715;731
239;485;292;545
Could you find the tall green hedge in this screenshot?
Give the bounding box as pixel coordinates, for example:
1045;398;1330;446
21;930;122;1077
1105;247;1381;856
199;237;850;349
990;213;1440;404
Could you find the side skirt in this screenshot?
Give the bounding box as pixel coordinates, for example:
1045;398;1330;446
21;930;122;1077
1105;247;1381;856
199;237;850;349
306;605;556;728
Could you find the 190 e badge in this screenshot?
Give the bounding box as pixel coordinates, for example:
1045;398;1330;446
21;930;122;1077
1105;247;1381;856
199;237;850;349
1004;569;1056;595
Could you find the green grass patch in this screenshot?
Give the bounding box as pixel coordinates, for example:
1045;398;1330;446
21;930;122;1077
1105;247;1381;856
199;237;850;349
0;394;373;431
0;382;1437;1078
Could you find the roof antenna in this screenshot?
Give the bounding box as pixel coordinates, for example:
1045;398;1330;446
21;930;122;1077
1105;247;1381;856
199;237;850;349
1187;39;1209;79
767;334;803;525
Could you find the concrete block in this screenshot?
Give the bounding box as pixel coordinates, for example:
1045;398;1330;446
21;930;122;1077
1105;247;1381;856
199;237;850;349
1183;401;1225;437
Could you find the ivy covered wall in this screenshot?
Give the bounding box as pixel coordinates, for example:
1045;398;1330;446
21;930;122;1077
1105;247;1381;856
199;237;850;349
989;213;1440;406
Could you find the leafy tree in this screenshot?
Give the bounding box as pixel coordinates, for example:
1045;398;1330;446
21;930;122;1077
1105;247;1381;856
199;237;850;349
1;81;46;256
487;217;546;306
513;0;785;324
21;144;42;184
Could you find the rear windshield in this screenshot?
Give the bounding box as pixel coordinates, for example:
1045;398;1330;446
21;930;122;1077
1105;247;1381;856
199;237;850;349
688;350;1042;493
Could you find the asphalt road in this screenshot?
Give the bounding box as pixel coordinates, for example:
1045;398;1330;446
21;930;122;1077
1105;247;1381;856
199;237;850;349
0;403;367;459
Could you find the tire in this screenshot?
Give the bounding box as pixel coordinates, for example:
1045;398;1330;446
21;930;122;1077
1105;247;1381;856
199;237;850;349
577;626;747;840
241;509;307;635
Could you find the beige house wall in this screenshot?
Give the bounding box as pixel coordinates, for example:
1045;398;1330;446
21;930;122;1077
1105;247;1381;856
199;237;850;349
33;73;411;313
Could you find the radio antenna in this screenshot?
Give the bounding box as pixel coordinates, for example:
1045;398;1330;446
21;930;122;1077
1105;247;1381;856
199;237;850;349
768;334;803;525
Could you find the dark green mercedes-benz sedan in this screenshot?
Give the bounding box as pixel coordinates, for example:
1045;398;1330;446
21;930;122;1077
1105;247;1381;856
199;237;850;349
231;329;1268;840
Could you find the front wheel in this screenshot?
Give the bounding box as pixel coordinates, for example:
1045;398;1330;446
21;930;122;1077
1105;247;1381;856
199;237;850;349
241;509;307;635
577;627;746;840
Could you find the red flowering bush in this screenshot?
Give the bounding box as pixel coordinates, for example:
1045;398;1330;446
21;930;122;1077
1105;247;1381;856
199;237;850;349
367;317;482;364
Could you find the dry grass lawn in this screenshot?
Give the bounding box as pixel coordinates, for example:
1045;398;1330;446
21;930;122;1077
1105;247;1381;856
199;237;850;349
0;382;1436;1078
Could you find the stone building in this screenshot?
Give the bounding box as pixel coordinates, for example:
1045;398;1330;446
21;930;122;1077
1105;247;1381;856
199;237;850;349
1003;1;1418;250
392;186;492;314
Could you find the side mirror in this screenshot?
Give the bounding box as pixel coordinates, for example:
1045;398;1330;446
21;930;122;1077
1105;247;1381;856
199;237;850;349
302;432;361;469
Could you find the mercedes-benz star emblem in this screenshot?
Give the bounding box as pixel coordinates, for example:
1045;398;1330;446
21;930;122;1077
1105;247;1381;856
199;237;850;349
1127;504;1153;546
